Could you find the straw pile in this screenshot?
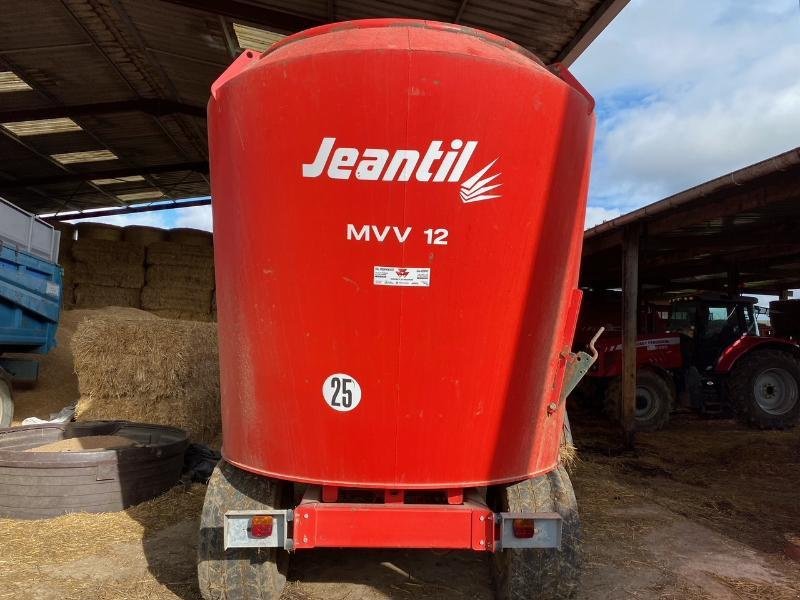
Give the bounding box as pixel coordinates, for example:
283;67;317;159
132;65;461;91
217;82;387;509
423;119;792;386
71;238;145;308
143;241;215;321
72;316;220;443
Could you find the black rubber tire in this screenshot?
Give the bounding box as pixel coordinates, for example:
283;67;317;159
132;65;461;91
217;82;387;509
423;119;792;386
727;350;800;430
0;369;13;428
198;461;289;600
604;369;672;432
491;466;581;600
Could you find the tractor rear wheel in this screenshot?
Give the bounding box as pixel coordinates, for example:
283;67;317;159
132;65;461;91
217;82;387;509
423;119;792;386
728;350;800;429
197;460;290;600
491;466;581;600
604;368;672;432
0;369;13;428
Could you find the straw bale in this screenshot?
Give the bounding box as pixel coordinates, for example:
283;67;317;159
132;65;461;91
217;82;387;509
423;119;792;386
167;227;213;247
145;264;214;288
76;222;123;242
123;225;166;247
141;284;212;313
54;222;75;258
60;257;76;308
73;316;220;443
11;307;156;426
71;238;145;265
146;241;214;267
74;284;141;309
73;261;145;288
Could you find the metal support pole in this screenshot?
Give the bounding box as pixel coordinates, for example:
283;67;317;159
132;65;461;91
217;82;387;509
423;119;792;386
621;225;640;449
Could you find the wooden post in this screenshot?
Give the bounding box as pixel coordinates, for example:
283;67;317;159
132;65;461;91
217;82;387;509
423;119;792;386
621;224;640;449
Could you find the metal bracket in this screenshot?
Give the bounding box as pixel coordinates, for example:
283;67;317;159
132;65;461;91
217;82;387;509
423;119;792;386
224;509;294;550
561;327;604;398
495;511;562;550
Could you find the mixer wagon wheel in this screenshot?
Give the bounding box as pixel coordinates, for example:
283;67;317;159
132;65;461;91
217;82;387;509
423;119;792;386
0;369;13;428
198;460;290;600
491;465;581;600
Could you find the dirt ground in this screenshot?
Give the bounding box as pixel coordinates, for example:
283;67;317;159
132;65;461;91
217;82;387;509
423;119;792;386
3;410;799;600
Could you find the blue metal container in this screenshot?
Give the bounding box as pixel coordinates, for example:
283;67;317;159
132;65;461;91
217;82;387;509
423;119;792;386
0;244;62;355
0;198;62;389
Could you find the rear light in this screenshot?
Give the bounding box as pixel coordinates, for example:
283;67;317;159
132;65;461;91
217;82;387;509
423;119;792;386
249;515;274;538
512;518;535;539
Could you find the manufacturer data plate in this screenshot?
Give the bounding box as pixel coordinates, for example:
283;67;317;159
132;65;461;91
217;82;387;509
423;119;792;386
373;266;431;287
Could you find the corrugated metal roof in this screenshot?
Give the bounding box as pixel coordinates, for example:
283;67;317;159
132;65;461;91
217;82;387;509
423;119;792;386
0;0;628;216
581;147;800;296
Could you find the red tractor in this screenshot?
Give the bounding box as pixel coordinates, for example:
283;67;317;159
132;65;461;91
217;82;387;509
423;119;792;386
575;292;800;431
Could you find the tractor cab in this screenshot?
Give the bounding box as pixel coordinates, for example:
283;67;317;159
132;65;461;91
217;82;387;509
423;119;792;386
667;295;759;371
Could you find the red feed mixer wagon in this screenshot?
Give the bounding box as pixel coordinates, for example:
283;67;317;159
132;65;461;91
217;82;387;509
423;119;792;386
201;19;598;599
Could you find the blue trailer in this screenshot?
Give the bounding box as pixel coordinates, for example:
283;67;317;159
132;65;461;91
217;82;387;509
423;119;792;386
0;198;63;426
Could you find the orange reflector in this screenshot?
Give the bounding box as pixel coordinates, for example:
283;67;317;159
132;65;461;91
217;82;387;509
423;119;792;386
512;518;535;539
249;515;274;538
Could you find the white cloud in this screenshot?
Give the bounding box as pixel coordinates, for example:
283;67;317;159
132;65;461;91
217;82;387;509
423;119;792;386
585;206;621;229
66;211;170;229
65;203;213;232
174;205;213;231
572;0;800;212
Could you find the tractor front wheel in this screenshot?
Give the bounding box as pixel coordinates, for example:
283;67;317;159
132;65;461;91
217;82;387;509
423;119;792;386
728;350;800;429
197;460;290;600
491;466;581;600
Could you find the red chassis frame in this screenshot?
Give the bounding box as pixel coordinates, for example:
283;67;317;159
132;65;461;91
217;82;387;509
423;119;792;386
224;485;563;553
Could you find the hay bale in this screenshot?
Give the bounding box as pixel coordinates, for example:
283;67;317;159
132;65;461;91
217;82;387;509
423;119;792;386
76;222;123;242
74;284;141;309
53;222;75;259
146;241;214;267
145;264;214;288
123;225;166;247
10;307;156;426
60;257;76;308
73;261;144;288
71;239;145;265
141;285;212;314
167;228;213;247
72;317;220;443
70;239;145;288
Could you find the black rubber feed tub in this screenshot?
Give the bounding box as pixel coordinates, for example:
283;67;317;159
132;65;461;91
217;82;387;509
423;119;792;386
0;421;188;519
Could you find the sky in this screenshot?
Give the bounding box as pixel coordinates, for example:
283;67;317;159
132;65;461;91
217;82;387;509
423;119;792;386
69;0;800;234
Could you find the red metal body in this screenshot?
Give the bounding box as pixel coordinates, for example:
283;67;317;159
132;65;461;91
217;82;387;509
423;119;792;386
293;490;495;550
209;20;595;491
591;333;683;378
714;335;800;373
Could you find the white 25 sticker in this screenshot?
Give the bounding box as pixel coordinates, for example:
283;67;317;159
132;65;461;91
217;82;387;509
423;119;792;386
322;373;362;412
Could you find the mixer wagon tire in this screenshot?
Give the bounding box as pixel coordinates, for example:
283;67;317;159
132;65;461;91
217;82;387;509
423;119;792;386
0;369;13;428
198;460;290;600
491;466;581;600
728;350;800;430
604;369;672;432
